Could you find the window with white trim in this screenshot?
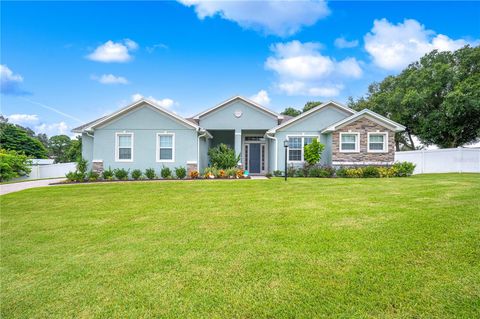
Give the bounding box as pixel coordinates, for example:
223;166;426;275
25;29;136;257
116;133;133;161
368;133;387;152
340;133;359;152
288;136;316;162
157;133;174;162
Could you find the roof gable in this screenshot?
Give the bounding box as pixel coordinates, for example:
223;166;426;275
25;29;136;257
267;101;355;133
192;95;280;120
321;109;406;133
72;99;199;133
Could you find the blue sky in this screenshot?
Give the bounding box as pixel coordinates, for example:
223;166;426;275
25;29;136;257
1;1;479;136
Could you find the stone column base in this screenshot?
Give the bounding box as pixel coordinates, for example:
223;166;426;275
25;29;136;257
187;161;198;174
92;160;104;173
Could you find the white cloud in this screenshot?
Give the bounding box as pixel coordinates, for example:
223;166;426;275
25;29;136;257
1;65;26;95
364;19;475;71
91;74;129;84
7;114;39;125
334;37;359;48
146;43;169;53
178;0;329;36
131;93;175;109
250;90;271;106
35;121;69;136
87;39;138;63
265;40;362;97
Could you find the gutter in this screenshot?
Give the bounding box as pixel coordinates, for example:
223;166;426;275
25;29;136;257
265;131;277;171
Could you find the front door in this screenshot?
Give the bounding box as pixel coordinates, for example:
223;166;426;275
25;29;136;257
249;143;261;174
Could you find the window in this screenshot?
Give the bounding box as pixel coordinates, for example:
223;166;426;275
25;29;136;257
244;144;249;171
156;133;174;162
288;136;317;162
368;132;387;152
340;133;359;152
115;133;133;162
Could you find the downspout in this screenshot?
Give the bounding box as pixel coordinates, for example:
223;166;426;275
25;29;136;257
266;131;277;171
197;129;208;172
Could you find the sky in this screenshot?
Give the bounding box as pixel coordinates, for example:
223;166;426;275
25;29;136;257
1;1;479;137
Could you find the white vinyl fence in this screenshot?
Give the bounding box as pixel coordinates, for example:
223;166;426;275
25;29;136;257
395;148;480;174
15;162;76;181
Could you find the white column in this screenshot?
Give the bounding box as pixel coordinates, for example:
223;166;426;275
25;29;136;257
235;129;242;167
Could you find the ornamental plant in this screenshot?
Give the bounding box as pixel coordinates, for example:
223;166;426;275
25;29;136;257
189;170;199;179
161;166;172;179
208;144;240;169
114;168;129;180
102;167;114;180
0;149;31;182
145;168;156;180
131;169;142;180
175;166;187;179
303;138;325;166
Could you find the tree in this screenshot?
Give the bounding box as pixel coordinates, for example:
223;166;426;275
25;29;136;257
0;149;31;181
0;123;48;158
48;135;72;163
65;136;82;162
281;107;301;117
303;101;322;112
208;143;240;169
348;45;480;149
303;139;325;166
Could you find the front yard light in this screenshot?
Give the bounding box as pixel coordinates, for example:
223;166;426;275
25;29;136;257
284;139;289;181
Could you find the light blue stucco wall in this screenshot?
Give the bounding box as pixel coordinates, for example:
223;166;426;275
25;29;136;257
82;133;94;169
272;105;351;171
90;104;199;175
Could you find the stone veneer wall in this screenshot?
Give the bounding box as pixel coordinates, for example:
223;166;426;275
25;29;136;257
331;117;395;164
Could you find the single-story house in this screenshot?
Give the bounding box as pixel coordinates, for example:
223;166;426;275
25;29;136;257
73;96;405;175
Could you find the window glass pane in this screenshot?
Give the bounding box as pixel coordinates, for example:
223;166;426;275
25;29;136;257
118;135;131;147
159;148;173;160
289;149;301;161
369;143;384;150
159;135;172;148
289;137;302;149
341;143;356;150
119;148;131;159
370;135;384;143
304;137;314;145
341;134;356;143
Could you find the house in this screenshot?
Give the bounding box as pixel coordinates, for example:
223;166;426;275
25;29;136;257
73;96;405;175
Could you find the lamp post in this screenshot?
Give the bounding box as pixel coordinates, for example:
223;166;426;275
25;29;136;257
283;139;289;181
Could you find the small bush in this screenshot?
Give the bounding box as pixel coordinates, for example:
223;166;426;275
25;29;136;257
131;169;142;180
161;166;172;179
175;166;187;179
87;171;100;182
76;158;88;175
145;168;156;180
0;149;31;182
345;168;363;178
102;167;114;180
208;144;240;169
273;170;282;177
65;171;76;182
226;168;237;178
378;166;396;178
295;169;305;177
265;172;272;178
235;168;245;178
393;161;416;177
204;166;218;178
218;169;226;178
189;170;199;179
362;166;380;178
114;168;129;180
287;165;296;177
308;166;335;178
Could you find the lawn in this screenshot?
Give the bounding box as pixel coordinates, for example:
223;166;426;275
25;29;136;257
1;174;479;318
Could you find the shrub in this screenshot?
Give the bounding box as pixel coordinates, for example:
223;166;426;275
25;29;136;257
345;168;363;178
303;138;325;166
102;167;114;180
87;170;100;182
65;171;76;182
295;169;305;177
287;165;296;177
114;168;129;180
235;168;244;178
378;166;396;178
189;170;199;179
336;167;348;178
273;170;283;177
265;172;272;178
393;161;416;177
131;169;142;180
218;169;226;178
226;168;237;178
161;166;172;179
175;166;187;179
204;166;218;179
208;144;240;169
0;149;31;182
145;168;156;180
362;166;380;178
308;166;335;178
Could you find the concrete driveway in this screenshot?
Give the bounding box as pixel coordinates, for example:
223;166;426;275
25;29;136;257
0;178;65;196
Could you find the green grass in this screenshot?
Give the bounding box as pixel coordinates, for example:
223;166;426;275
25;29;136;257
1;174;479;318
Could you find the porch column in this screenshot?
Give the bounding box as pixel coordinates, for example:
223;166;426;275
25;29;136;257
235;129;242;168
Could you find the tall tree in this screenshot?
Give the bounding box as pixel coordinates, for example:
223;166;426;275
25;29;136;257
281;107;302;117
348;45;480;149
48;135;72;163
303;101;322;112
0;123;48;158
65;136;82;162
